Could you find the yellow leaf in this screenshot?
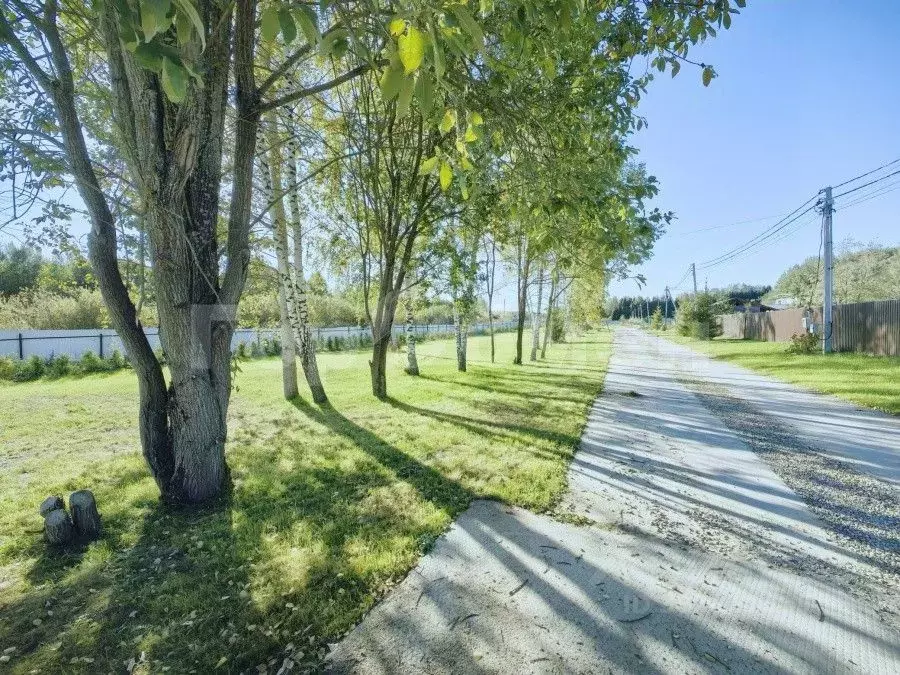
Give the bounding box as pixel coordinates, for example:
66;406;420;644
439;162;453;191
439;109;455;134
398;27;425;74
388;18;406;37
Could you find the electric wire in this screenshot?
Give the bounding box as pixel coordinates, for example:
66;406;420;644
698;197;821;271
832;156;900;190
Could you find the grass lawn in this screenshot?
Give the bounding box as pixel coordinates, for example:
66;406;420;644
659;332;900;415
0;330;610;673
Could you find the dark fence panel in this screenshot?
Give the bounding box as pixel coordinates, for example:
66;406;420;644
718;299;900;356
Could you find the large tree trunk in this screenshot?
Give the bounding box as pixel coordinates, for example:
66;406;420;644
370;334;390;399
530;266;545;361
405;296;419;375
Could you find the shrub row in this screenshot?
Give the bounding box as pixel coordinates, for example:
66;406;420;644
0;349;129;382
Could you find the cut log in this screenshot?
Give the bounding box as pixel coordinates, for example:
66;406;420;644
44;509;74;545
39;495;64;517
69;490;101;539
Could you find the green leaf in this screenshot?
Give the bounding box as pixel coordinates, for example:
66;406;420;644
395;74;414;118
670;60;681;78
172;0;206;50
439;162;453;191
279;8;297;44
470;111;484;126
141;0;171;43
398;26;425;74
161;56;187;103
419;156;439;175
379;60;405;101
439;109;456;134
429;25;445;79
451;6;484;50
132;42;165;72
414;73;434;115
296;6;320;45
702;65;713;87
261;7;279;42
464;124;478;143
175;10;192;45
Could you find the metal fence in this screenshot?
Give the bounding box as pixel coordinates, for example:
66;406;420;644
0;321;518;361
718;299;900;356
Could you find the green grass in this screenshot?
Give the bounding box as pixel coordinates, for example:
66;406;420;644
658;332;900;415
0;331;610;673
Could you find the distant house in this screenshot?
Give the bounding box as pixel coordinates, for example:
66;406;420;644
732;302;779;314
769;296;798;309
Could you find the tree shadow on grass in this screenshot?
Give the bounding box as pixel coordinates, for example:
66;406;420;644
1;399;481;673
382;396;579;457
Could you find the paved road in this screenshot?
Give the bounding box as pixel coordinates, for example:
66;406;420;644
327;328;900;674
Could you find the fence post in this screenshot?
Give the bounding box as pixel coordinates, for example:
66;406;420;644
99;332;104;358
18;332;24;360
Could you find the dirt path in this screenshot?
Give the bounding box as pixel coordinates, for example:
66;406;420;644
326;328;900;673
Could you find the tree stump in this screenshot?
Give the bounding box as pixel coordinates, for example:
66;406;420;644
44;509;74;545
69;490;101;539
39;495;64;517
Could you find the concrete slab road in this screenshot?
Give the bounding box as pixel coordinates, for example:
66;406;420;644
327;328;900;674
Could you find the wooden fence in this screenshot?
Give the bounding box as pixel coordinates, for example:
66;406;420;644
718;299;900;356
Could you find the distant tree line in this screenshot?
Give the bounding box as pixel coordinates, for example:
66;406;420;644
605;283;772;320
765;242;900;307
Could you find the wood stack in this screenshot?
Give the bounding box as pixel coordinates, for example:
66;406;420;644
40;491;101;545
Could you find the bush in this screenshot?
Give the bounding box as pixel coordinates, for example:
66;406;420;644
249;340;263;358
0;357;15;381
108;349;128;370
79;350;108;374
235;342;249;359
787;332;819;354
550;310;566;343
650;306;664;331
676;293;721;340
46;354;73;379
14;355;45;381
0;288;109;329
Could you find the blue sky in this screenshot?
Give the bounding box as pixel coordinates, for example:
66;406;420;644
607;0;900;299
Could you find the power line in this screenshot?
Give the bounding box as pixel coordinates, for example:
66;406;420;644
677;212;786;236
832;168;900;200
835;179;900;210
832;156;900;190
698;195;821;270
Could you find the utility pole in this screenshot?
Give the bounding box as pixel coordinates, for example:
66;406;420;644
691;263;698;295
822;186;834;353
664;286;670;321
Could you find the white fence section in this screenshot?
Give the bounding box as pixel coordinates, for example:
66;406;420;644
0;321;518;361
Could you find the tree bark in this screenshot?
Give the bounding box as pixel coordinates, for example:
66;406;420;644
278;280;299;400
455;305;467;372
44;509;73;546
541;270;557;359
370;332;391;399
405;296;419;375
514;252;530;366
69;490;102;539
531;266;545;361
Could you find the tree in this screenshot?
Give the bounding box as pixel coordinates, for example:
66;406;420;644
0;0;364;502
0;243;41;295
